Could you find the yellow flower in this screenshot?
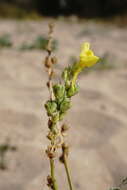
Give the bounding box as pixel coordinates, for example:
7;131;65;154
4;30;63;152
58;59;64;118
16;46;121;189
79;42;99;68
72;42;99;85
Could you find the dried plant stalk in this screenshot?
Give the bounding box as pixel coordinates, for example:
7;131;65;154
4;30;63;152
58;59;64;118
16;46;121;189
44;23;59;190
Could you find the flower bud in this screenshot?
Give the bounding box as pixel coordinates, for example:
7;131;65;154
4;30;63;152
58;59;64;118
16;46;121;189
53;84;65;100
67;84;79;97
45;100;57;116
65;81;71;89
52;113;59;123
60;98;71;113
62;68;68;81
59;112;65;121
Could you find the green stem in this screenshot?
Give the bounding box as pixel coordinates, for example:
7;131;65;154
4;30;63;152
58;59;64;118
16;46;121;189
50;158;58;190
63;155;73;190
72;67;81;86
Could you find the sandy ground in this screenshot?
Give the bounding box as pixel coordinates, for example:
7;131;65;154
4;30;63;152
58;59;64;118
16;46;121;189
0;18;127;190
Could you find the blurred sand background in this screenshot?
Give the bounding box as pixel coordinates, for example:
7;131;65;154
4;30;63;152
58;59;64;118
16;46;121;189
0;18;127;190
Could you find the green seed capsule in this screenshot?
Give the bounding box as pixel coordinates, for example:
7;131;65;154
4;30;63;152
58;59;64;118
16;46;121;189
45;100;57;116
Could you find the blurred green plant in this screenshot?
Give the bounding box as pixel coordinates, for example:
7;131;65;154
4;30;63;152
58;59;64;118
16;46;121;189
95;53;114;70
0;140;17;170
0;143;8;170
19;36;58;51
0;34;12;48
0;3;42;20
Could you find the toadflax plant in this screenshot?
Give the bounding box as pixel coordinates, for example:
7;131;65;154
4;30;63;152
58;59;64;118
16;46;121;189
43;24;127;190
44;23;99;190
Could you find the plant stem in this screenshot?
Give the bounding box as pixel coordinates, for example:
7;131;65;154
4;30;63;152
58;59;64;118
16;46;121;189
63;154;73;190
45;23;59;190
50;158;58;190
